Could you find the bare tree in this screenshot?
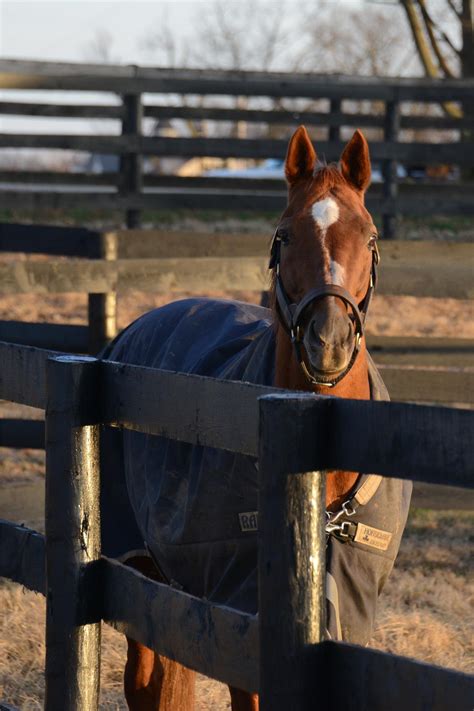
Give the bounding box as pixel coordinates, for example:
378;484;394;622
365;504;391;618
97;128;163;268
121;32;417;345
299;3;415;77
83;29;119;64
399;0;473;117
187;0;297;72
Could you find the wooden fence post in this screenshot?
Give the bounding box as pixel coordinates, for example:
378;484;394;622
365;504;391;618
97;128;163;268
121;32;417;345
329;99;341;142
383;100;401;239
45;355;102;711
258;394;327;710
120;92;143;228
88;231;118;354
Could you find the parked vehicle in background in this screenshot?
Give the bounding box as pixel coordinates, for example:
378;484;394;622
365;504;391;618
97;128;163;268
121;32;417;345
204;159;285;179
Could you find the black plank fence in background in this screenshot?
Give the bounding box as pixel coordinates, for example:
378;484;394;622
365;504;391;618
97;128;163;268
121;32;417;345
0;341;472;710
0;60;474;236
1;221;472;405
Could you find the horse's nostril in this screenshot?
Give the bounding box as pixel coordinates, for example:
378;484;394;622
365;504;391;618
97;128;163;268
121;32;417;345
310;321;327;347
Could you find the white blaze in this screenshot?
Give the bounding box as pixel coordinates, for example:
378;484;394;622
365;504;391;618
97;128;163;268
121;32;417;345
311;197;339;236
311;197;345;286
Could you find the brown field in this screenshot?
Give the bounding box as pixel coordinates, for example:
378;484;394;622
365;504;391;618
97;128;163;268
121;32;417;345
0;220;473;708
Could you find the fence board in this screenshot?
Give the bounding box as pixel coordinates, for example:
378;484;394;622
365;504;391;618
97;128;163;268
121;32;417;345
0;520;45;594
113;232;473;262
0;257;472;298
258;394;473;487
2;101;472;130
0;419;44;448
412;482;474;510
323;641;474;711
0;59;473;100
0;321;88;351
102;557;259;693
368;336;474;368
379;365;474;404
1;173;473;204
0;101;123;119
0;341;60;408
101;360;275;455
143;104;474;130
0;222;99;256
1;188;473;217
5;224;472;262
0;170;118;185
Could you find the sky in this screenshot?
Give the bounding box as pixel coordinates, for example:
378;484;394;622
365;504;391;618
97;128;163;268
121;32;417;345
0;0;207;133
0;0;196;63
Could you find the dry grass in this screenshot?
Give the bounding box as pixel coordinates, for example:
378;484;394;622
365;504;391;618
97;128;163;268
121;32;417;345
0;509;472;709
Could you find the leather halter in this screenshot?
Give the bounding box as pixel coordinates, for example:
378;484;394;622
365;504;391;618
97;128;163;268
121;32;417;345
269;228;380;388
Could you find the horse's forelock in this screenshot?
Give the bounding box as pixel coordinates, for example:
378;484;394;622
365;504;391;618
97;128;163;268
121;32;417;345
311;162;346;196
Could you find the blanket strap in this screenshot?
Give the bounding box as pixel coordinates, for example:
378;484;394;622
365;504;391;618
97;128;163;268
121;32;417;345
325;473;382;540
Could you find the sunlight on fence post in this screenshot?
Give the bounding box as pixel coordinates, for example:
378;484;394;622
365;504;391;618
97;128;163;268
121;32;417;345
88;231;118;354
258;393;327;711
44;355;102;711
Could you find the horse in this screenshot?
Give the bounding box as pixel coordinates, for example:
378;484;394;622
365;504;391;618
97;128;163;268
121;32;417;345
100;126;412;710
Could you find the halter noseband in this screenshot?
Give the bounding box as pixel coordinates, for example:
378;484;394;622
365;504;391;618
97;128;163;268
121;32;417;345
269;229;380;388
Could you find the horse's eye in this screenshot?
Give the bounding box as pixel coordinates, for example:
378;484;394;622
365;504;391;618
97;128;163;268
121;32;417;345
278;228;290;245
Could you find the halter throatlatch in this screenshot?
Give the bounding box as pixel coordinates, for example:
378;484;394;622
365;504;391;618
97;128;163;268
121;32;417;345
269;229;380;388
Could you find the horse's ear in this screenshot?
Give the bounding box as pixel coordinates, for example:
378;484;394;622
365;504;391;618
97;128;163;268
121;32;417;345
285;126;317;184
339;130;371;193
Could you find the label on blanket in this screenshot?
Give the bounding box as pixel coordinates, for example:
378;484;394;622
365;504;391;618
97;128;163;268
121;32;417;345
239;511;258;532
354;523;392;551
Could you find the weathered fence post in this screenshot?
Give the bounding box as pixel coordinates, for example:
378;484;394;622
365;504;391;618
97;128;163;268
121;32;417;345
45;355;102;711
258;393;327;711
329;99;341;142
383;99;401;239
88;231;118;354
120;92;143;228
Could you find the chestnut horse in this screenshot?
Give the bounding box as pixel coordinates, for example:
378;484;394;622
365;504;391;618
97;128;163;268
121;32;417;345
102;127;410;710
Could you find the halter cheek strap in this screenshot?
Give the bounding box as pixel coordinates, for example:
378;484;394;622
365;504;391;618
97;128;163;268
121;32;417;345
270;230;379;388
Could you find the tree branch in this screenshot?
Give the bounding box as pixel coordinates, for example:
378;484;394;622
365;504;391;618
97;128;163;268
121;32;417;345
446;0;462;19
416;0;456;76
399;0;462;117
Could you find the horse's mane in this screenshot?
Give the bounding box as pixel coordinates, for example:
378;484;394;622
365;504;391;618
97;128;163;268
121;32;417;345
268;162;345;319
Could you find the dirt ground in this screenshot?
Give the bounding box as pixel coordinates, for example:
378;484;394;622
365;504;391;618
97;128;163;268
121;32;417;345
0;219;473;708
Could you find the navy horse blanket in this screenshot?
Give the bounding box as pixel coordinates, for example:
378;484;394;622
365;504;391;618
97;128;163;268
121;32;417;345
100;298;411;644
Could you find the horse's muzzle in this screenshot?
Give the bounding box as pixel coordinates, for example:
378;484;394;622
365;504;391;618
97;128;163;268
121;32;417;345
303;299;355;376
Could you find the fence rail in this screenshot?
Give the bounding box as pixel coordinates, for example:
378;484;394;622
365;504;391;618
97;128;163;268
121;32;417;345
0;344;472;709
1;59;473;234
4;99;473;130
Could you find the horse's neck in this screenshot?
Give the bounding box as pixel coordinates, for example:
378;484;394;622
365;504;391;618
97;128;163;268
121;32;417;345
274;326;371;510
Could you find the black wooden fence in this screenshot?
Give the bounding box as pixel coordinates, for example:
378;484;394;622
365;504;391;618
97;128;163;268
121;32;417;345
1;60;474;237
0;340;472;709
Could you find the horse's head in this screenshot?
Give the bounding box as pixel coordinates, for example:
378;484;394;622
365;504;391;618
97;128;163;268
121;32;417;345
271;126;379;387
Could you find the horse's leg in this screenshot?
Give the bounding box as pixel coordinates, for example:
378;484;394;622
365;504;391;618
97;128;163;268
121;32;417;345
123;556;195;711
229;687;259;711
